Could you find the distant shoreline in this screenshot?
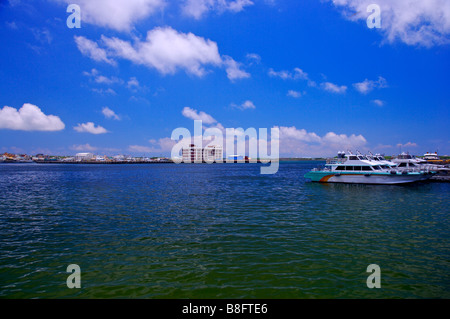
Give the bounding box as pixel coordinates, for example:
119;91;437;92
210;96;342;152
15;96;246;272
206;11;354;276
0;158;326;165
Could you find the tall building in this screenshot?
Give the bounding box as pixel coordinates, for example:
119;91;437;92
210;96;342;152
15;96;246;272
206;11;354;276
182;144;223;163
75;152;94;161
203;145;223;163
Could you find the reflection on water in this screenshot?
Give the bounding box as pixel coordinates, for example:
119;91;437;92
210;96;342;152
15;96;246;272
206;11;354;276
0;162;448;298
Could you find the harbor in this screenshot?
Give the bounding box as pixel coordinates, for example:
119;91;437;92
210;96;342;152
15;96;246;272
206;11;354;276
1;0;449;305
1;160;449;299
3;150;448;182
304;151;450;184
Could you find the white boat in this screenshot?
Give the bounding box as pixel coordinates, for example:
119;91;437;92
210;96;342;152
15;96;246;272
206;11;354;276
304;151;436;184
366;152;396;169
423;152;439;161
392;152;448;172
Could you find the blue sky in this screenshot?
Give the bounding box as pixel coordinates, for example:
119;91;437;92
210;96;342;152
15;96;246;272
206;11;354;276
0;0;449;157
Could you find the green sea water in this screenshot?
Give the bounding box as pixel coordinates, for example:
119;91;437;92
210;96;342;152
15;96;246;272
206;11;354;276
0;162;448;298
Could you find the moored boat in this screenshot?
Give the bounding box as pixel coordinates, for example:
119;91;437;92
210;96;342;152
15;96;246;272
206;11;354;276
304;151;436;184
392;152;449;172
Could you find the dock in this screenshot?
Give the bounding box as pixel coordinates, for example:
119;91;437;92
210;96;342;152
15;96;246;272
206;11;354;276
430;174;450;182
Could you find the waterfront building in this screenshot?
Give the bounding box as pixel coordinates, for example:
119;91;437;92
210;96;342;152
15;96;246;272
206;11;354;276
182;144;223;163
75;152;94;161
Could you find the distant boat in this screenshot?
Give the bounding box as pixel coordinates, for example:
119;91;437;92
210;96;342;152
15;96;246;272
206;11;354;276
392;152;450;172
423;152;440;161
304;151;436;184
421;152;450;165
391;152;426;169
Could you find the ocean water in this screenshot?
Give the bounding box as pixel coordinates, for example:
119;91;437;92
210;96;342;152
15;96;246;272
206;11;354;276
0;162;448;299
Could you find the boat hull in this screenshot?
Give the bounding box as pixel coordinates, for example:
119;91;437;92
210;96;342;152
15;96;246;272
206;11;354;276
304;171;434;185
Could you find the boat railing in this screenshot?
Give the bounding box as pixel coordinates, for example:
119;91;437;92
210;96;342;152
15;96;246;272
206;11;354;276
326;158;346;164
395;166;434;173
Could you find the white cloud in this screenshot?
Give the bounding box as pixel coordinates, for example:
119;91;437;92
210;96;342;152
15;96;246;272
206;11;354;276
55;0;165;32
182;0;254;19
101;27;223;77
127;77;140;89
102;107;121;120
74;122;108;134
372;99;385;107
321;82;347;94
287;90;302;98
374;143;393;150
182;107;217;124
71;143;98;151
75;36;116;65
128;138;177;154
129;96;150;104
226;0;254;12
353;76;387;94
223;56;251;81
232;100;255;110
0;103;65;131
353;79;373;94
149;137;177;152
84;69;133;93
183;0;210;19
322;131;367;147
91;88;117;95
79;27;248;81
6;21;18;30
128;145;153;153
268;67;309;80
246;53;261;64
83;68;99;77
31;28;52;44
241;100;255;109
397;142;418;148
279;126;321;143
329;0;450;47
278;126;367;157
94;75;123;85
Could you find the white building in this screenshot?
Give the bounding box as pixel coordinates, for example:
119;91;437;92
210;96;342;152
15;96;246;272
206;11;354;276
75;152;94;161
182;144;223;163
204;145;223;163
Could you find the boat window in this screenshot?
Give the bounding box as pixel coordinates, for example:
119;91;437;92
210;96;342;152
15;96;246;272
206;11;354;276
372;166;381;170
354;166;361;171
361;166;371;171
398;163;407;167
345;166;353;171
336;166;345;170
349;156;358;160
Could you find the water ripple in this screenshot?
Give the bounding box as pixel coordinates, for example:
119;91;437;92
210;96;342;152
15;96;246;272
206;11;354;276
0;162;449;298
